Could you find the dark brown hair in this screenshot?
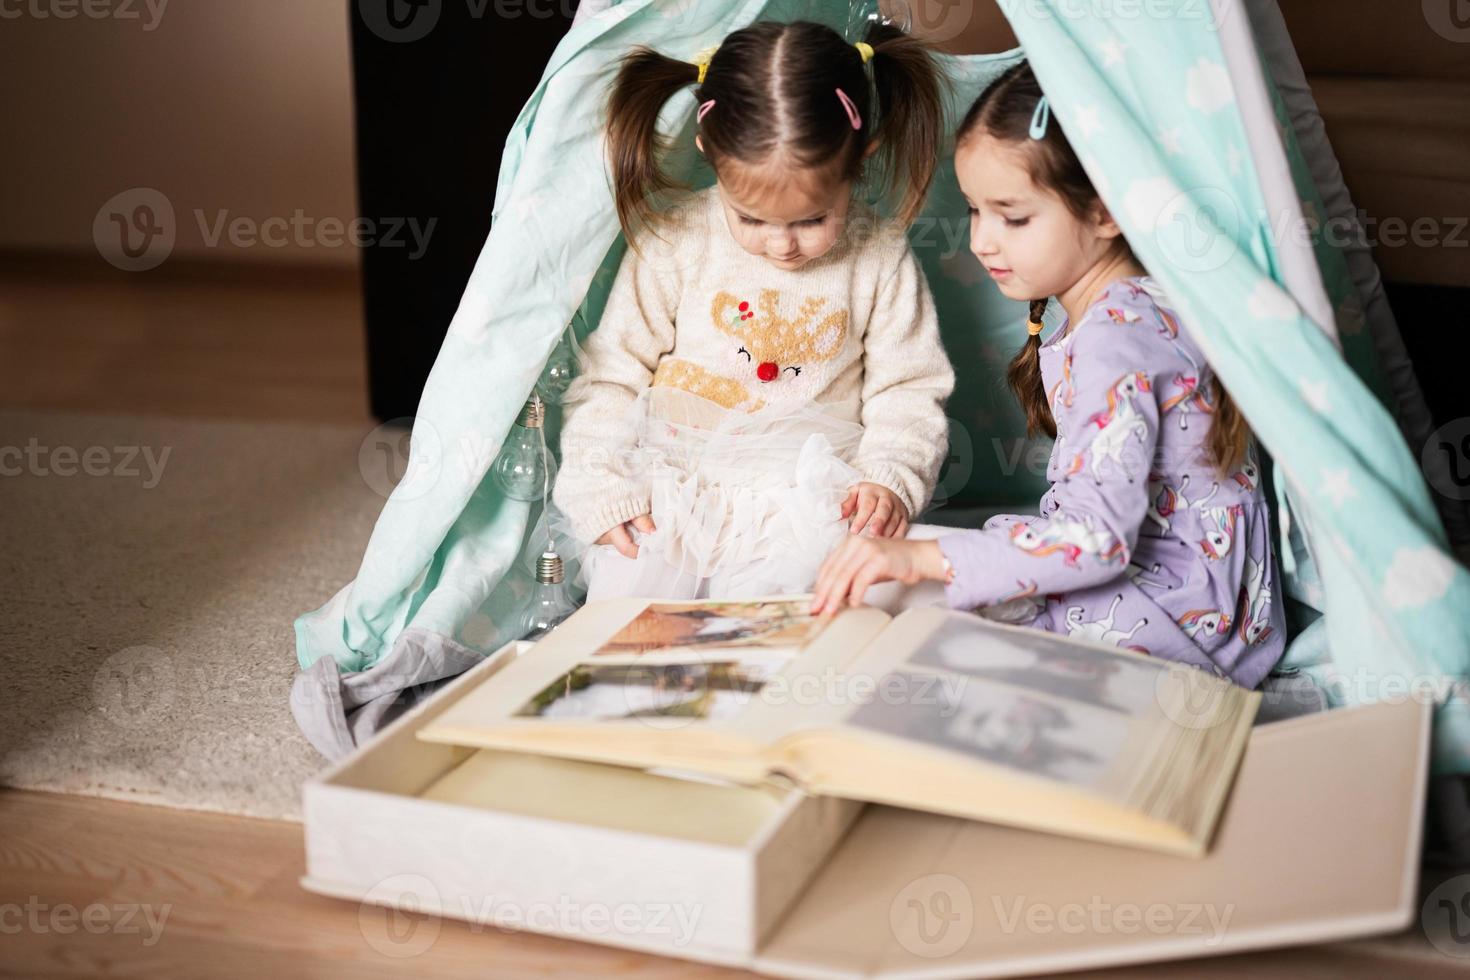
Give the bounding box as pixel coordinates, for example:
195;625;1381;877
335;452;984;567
605;20;946;241
957;62;1248;474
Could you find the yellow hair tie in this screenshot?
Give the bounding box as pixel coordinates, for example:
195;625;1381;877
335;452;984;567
692;44;720;85
855;41;874;64
1027;319;1045;336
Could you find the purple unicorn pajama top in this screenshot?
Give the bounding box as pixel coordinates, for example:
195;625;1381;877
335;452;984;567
937;276;1287;688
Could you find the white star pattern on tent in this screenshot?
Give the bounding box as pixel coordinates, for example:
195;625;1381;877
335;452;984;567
1321;468;1356;507
1246;279;1297;320
1157;125;1183;156
1300;380;1331;413
1072;103;1104;141
1225;144;1243;176
1098;38;1127;67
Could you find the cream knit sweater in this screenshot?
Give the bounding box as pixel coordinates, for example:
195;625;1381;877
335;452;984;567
553;186;956;544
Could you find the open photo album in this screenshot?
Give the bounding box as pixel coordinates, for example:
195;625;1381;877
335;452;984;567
417;596;1260;856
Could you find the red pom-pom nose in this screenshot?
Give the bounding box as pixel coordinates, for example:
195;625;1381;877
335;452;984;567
757;361;779;382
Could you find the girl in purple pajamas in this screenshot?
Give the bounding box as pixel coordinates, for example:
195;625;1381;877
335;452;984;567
810;63;1286;688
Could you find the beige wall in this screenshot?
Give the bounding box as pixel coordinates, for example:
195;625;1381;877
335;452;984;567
0;0;358;266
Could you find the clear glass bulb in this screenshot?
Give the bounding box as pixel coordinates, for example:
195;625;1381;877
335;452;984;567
492;396;556;502
517;552;578;643
537;330;577;405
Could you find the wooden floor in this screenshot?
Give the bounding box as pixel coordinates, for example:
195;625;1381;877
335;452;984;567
3;788;1465;980
1;255;1463;978
0;253;372;424
0;789;740;979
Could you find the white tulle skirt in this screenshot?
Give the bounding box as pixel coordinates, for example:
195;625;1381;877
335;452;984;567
554;387;865;603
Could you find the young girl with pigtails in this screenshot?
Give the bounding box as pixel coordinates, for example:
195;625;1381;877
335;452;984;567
552;20;957;602
812;63;1287;688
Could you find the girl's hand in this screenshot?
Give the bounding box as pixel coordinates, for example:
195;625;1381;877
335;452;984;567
841;482;909;538
810;537;948;616
595;514;657;559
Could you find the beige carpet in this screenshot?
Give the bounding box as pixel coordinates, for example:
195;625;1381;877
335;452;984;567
0;409;396;821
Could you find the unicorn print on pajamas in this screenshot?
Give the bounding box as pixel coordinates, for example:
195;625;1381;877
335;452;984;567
1159;372;1215;430
1075;372;1152;482
935;276;1286;688
1199;503;1244;561
1178;608;1232;641
1126;560;1172;593
1145;472;1218;535
1065;594;1148;647
1009;514;1127;568
1236;555;1275;646
1231;450;1261;493
816;62;1287;690
1047;348;1076;413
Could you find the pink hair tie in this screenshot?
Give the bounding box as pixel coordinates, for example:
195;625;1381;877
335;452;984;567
835;87;862;130
696;99;716;123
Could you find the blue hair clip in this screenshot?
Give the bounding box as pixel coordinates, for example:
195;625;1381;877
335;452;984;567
1029;96;1050;139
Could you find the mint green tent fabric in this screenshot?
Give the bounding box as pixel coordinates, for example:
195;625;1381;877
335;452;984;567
295;0;1470;773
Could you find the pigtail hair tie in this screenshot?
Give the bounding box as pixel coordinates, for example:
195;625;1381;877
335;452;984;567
691;43;720;86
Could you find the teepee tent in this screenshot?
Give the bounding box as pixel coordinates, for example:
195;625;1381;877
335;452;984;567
294;0;1470;775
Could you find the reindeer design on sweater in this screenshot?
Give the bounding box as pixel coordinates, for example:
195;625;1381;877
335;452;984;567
650;289;849;411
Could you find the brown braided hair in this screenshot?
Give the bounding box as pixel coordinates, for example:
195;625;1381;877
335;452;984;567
958;62;1248;473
